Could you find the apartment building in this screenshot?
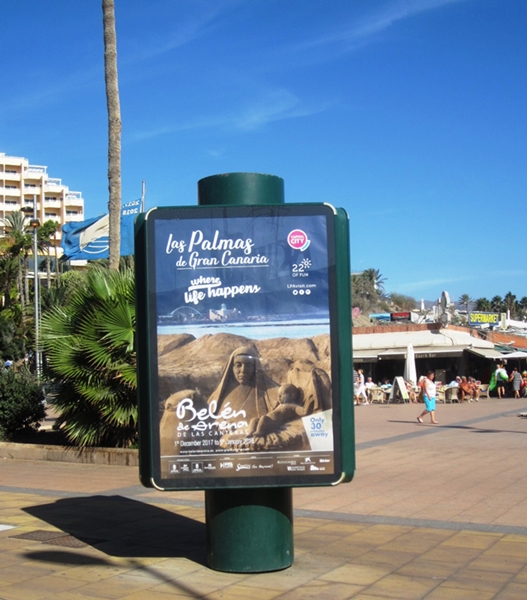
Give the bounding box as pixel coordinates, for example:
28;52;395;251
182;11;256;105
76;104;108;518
0;152;85;253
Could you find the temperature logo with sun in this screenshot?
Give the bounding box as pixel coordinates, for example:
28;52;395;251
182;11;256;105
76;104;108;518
292;257;311;277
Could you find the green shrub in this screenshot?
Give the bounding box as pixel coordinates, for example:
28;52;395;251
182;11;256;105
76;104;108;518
40;267;137;448
0;367;46;440
0;313;26;361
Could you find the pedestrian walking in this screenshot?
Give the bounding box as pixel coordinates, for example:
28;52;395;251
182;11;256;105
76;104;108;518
355;369;369;405
353;368;359;406
495;364;508;399
509;367;522;399
417;371;438;424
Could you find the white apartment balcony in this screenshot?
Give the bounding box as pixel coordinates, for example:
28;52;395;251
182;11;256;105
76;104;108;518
27;164;47;175
1;173;21;181
44;198;62;208
23;199;41;211
65;192;84;209
43;215;61;224
23;184;41;194
44;178;64;192
0;187;21;196
65;212;83;222
0;201;22;211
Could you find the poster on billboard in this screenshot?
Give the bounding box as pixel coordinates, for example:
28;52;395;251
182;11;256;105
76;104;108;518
136;204;348;490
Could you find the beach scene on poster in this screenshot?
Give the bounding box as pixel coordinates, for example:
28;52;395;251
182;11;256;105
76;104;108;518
154;213;335;480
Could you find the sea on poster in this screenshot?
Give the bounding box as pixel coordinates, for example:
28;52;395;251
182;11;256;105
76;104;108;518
154;213;335;480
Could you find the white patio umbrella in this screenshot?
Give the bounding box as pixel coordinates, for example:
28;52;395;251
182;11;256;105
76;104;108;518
404;343;417;385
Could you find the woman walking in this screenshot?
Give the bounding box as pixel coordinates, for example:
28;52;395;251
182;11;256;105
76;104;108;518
509;367;522;399
417;371;439;424
356;369;369;405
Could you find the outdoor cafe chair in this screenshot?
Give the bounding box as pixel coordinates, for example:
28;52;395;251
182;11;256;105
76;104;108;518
368;387;386;404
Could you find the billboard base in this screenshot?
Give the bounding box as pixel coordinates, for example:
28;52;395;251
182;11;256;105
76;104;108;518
205;487;293;572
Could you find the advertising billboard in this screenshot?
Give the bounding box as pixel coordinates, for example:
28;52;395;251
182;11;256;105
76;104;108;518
135;204;353;490
468;312;500;326
390;312;411;321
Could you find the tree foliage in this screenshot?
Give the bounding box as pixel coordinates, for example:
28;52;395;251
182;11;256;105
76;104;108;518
351;269;387;312
389;293;417;311
458;294;474;312
0;366;45;440
475;293;527;319
41;266;137;447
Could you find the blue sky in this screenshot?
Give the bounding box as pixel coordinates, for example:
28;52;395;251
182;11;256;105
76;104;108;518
2;0;526;303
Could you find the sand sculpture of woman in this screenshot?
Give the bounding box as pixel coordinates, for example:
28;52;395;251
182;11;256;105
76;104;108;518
208;345;279;424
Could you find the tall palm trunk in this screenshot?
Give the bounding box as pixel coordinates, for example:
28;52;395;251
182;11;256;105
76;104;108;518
45;247;51;289
18;255;24;313
54;234;60;284
103;0;122;271
24;254;29;307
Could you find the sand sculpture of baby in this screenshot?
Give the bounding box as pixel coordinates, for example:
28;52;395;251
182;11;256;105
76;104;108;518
248;383;307;438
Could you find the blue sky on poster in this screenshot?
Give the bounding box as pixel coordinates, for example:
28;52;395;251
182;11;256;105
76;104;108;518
2;0;526;303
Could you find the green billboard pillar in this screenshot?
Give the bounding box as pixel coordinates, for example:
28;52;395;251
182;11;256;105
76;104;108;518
205;488;293;572
198;172;293;573
198;172;284;207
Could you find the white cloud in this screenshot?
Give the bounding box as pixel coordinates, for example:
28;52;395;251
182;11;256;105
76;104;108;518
132;88;329;140
290;0;469;59
233;89;327;131
124;0;246;63
398;273;478;293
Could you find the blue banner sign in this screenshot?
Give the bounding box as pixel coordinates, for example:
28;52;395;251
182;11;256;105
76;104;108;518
61;199;140;260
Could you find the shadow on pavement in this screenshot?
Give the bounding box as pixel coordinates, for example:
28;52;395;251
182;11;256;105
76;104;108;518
24;494;207;564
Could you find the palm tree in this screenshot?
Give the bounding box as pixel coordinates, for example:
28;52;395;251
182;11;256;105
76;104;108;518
103;0;122;270
475;297;491;311
0;256;19;309
351;268;387;312
518;297;527;320
1;210;27;234
491;295;503;312
503;291;517;318
37;220;59;289
1;211;30;309
362;268;387;296
458;294;473;313
40;266;137;447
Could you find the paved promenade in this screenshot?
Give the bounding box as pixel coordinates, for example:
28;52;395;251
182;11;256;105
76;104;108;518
1;398;527;599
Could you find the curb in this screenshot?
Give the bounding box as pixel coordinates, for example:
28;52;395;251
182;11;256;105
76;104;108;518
0;442;138;467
